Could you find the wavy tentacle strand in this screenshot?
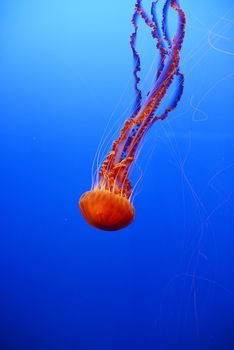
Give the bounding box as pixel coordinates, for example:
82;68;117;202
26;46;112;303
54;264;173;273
130;6;142;116
98;1;185;199
136;0;168;83
162;0;172;49
151;1;168;79
79;0;186;231
130;0;169;118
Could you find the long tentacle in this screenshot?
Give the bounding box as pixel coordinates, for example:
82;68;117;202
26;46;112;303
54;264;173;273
98;0;186;199
124;0;186;161
130;6;142;117
153;70;184;122
136;0;167;82
162;0;172;49
151;0;168;79
117;0;169;162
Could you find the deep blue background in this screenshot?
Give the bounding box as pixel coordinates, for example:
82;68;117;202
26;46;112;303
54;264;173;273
1;1;234;349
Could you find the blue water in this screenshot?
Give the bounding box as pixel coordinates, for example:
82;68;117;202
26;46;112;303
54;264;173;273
1;1;234;349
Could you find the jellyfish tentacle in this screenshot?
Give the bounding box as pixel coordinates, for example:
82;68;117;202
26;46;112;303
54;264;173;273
130;7;142;117
114;1;186;172
162;0;172;49
98;0;186;200
98;119;136;188
114;0;169;167
171;0;186;51
126;49;181;158
151;1;168;79
153;70;184;122
136;0;167;83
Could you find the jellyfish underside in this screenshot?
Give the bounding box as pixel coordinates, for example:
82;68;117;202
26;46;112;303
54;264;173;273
79;0;186;231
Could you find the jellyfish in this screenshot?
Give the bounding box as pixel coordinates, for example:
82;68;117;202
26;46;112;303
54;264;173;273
79;0;186;231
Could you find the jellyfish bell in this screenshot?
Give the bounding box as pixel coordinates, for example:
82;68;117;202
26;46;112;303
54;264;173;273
79;190;135;231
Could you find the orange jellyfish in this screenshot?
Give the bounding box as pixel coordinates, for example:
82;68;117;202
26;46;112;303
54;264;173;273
79;0;186;231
